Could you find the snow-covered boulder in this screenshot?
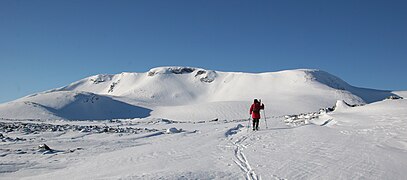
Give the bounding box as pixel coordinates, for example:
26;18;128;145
166;127;182;134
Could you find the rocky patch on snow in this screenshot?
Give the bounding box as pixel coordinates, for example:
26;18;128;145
284;100;360;126
0;133;26;142
90;74;113;84
108;80;120;93
386;95;403;100
195;70;217;83
0;121;159;135
147;67;217;83
284;113;320;126
148;67;196;76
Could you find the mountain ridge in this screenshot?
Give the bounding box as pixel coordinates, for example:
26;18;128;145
0;67;400;121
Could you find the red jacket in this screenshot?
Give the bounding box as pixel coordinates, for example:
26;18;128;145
250;102;264;119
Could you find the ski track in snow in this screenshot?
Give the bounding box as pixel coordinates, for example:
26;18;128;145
230;127;288;180
232;131;259;180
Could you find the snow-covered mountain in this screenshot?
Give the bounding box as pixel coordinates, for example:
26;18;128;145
1;67;407;179
0;67;399;121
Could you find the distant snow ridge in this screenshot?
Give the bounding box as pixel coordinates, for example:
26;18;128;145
304;70;350;90
304;69;396;103
0;66;403;121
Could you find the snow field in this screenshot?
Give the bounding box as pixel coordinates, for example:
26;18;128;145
1;98;406;179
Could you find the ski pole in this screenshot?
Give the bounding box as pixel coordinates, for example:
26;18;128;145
263;109;268;129
247;116;251;132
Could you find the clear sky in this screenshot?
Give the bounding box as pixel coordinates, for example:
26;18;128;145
1;0;406;103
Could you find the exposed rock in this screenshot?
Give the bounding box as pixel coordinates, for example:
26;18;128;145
195;70;217;83
195;70;206;77
148;67;196;76
108;80;120;93
38;144;51;151
90;74;112;84
387;95;403;100
170;67;195;74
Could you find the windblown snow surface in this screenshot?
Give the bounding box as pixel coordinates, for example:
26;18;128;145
1;67;406;179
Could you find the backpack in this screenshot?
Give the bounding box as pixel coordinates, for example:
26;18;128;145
252;103;260;113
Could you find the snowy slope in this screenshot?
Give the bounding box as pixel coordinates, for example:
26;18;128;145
0;91;151;120
0;67;398;121
247;98;407;179
1;98;406;179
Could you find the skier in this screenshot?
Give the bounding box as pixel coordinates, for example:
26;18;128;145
249;99;264;131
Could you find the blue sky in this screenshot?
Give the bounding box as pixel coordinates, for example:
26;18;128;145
1;0;406;103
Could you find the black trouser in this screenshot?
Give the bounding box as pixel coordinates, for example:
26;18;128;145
253;118;259;130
